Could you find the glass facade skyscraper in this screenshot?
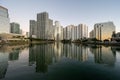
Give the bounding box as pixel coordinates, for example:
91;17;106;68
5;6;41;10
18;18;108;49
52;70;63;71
10;22;20;34
29;20;37;38
0;6;10;33
37;12;49;39
37;12;54;40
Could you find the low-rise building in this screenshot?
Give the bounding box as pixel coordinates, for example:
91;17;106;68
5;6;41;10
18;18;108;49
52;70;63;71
0;33;25;43
111;32;120;42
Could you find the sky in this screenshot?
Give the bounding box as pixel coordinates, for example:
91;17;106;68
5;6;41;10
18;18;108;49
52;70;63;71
0;0;120;33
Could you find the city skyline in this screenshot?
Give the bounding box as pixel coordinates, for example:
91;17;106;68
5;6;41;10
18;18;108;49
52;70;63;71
29;12;89;41
1;0;120;32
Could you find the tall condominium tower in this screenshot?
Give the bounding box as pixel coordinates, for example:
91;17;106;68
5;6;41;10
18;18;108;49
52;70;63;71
54;21;63;41
10;22;20;34
77;24;88;40
66;25;73;40
63;24;88;41
29;20;37;38
63;27;67;40
71;25;77;41
0;6;10;33
37;12;49;39
94;21;115;40
48;19;54;40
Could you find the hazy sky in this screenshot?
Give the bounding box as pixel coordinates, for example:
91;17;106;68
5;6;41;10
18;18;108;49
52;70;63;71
0;0;120;33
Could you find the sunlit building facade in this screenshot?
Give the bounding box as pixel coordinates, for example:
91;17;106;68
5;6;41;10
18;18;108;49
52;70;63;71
0;6;10;33
94;21;115;40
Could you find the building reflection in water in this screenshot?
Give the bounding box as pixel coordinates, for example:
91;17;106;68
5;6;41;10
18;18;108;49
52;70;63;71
0;47;8;79
29;43;88;73
8;45;28;61
0;45;28;79
29;45;36;66
62;43;88;62
90;45;116;66
29;43;54;73
111;46;120;53
9;48;20;61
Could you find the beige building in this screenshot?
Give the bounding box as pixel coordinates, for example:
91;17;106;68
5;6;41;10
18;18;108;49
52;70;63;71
94;21;115;40
0;33;25;42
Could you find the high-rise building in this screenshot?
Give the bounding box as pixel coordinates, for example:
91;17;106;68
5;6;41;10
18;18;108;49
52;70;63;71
77;24;88;40
54;21;63;41
61;26;63;40
29;20;37;38
37;12;49;39
65;25;77;40
63;27;67;40
63;25;73;40
94;21;115;40
71;26;77;41
66;25;72;40
0;6;10;33
63;24;88;41
10;22;20;34
89;30;95;38
48;19;54;40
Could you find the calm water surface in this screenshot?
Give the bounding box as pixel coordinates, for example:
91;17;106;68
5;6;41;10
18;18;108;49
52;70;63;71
0;43;120;80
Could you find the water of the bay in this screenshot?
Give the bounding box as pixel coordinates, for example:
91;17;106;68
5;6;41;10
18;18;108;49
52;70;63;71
0;43;120;80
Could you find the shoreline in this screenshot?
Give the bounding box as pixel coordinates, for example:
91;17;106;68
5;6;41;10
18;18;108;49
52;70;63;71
0;40;120;46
